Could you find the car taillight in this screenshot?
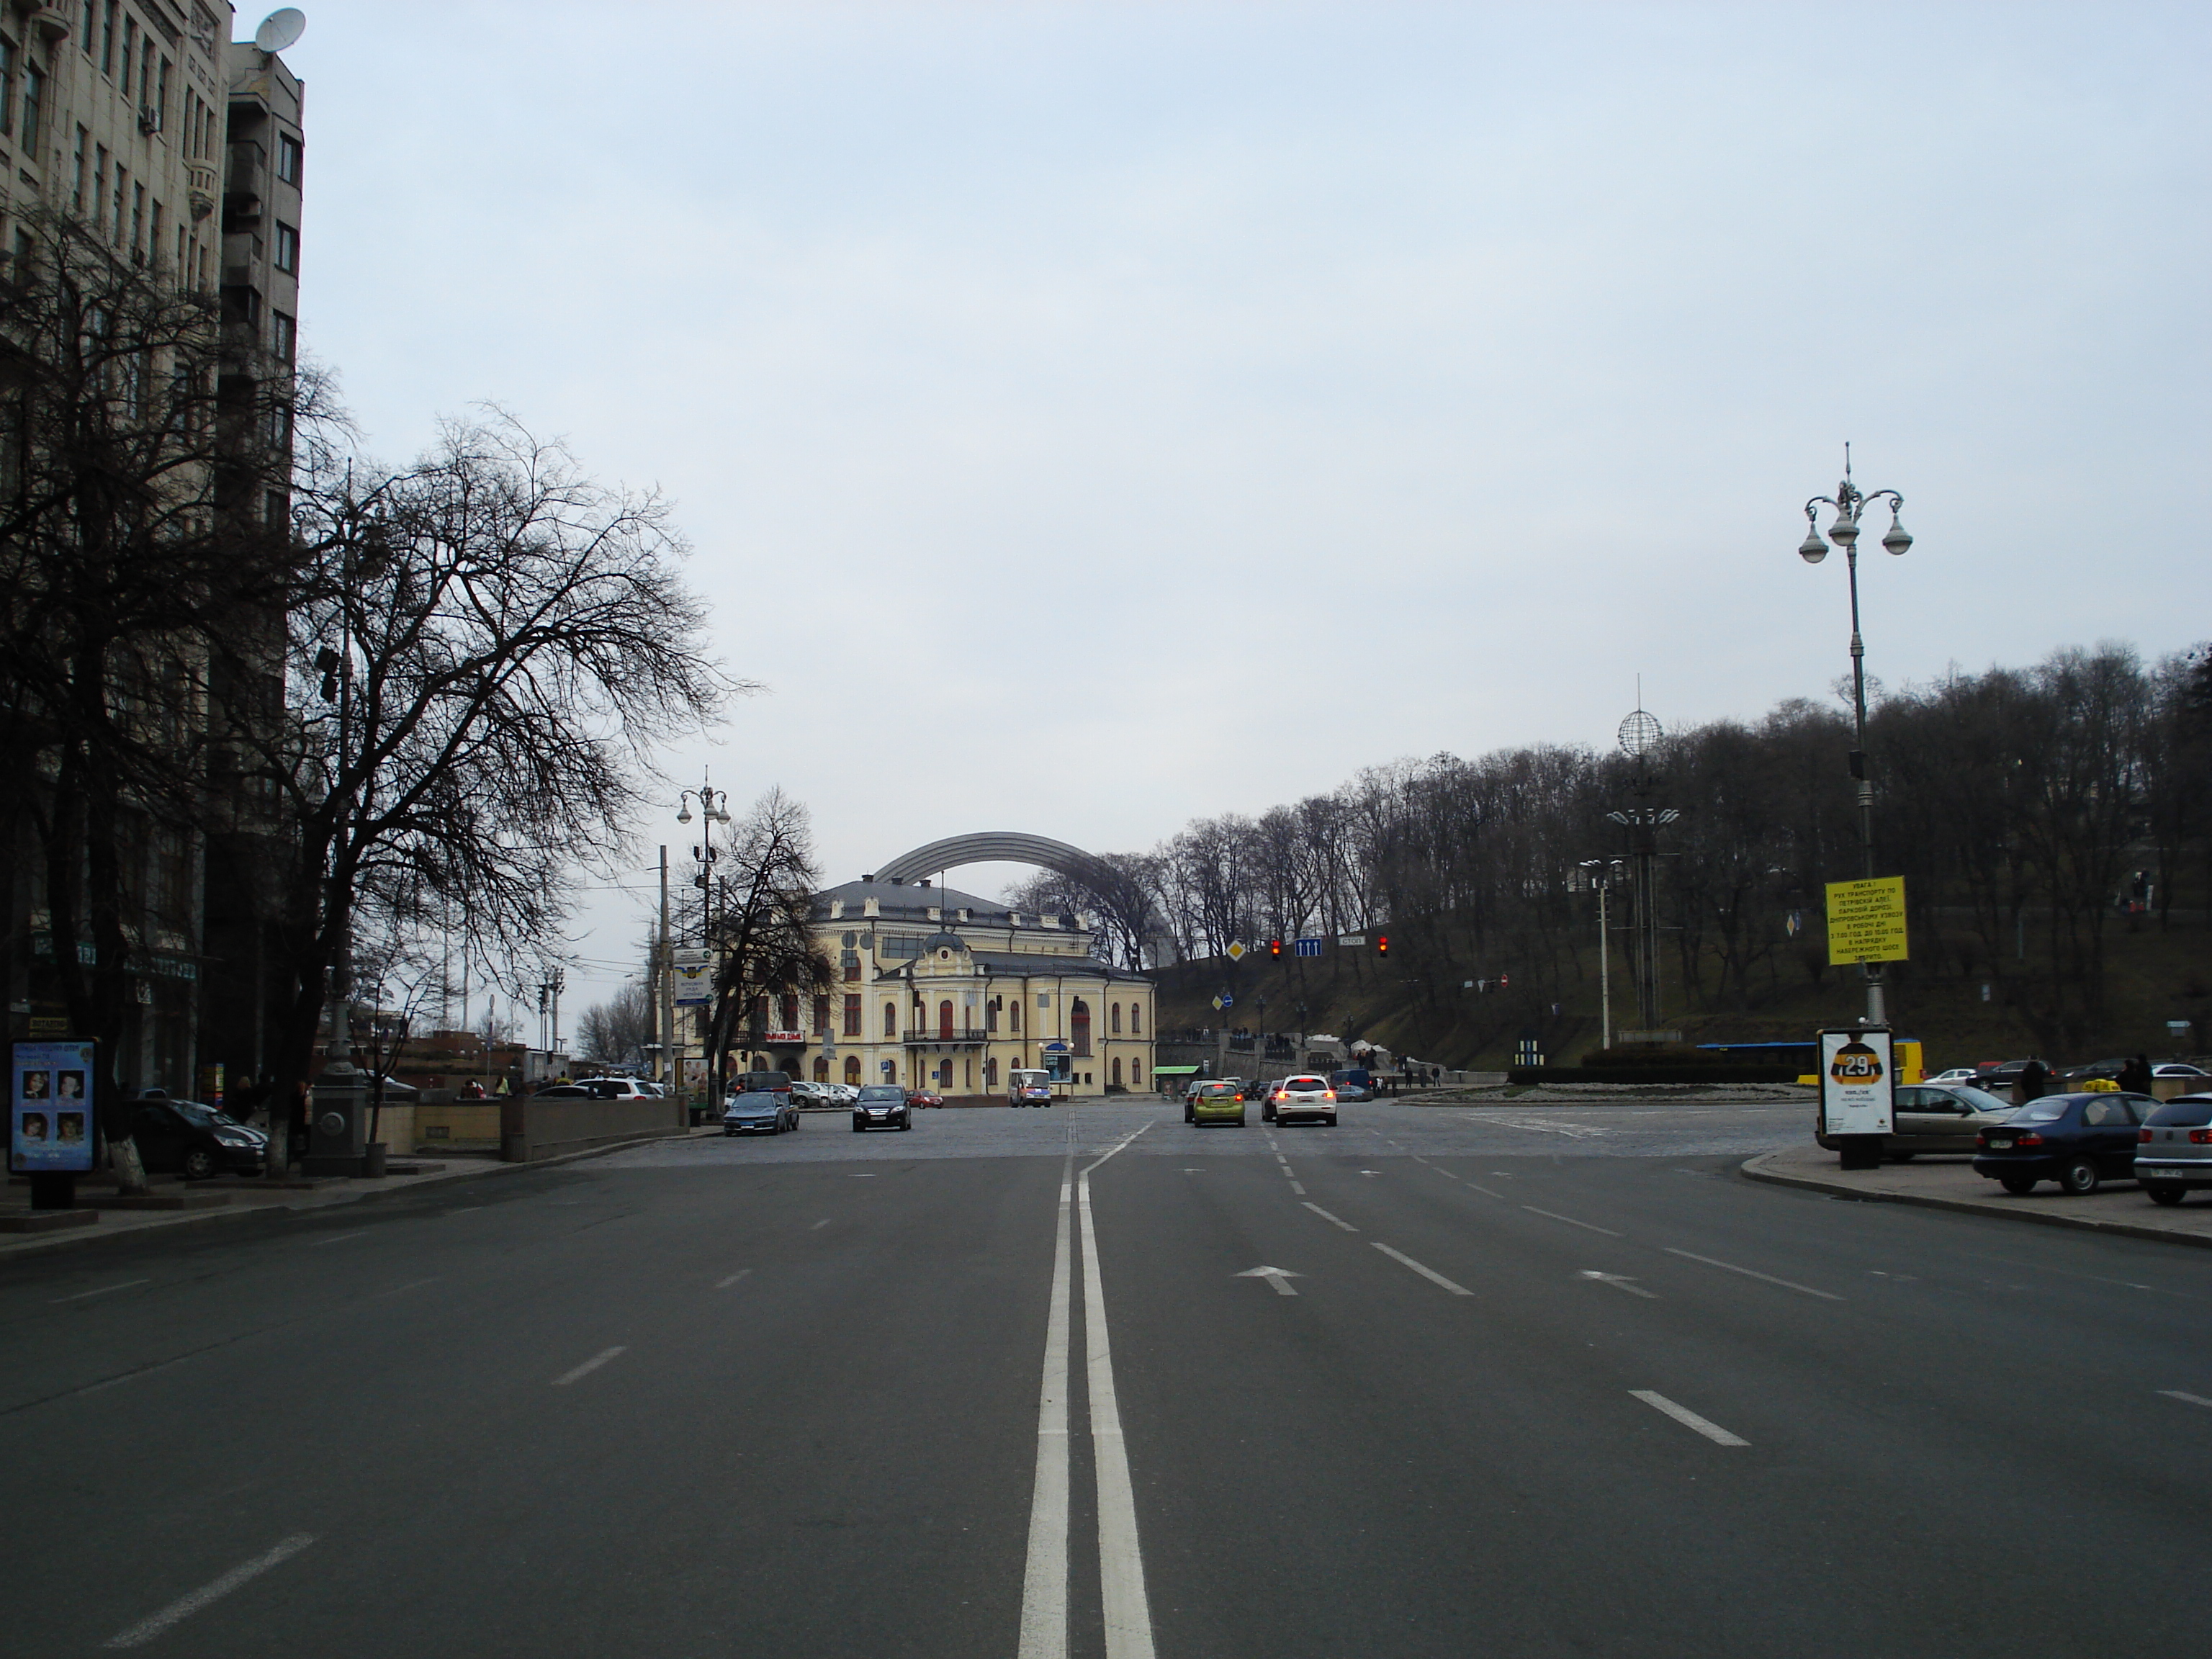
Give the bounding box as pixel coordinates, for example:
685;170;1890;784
1323;1090;1336;1101
2193;1129;2212;1145
2141;1128;2154;1142
2016;1132;2043;1146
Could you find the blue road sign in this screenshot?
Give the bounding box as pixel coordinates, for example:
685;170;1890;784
1294;938;1323;958
1219;992;1234;1008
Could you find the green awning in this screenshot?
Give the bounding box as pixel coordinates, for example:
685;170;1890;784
1152;1065;1203;1076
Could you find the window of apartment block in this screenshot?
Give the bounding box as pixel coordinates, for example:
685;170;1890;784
129;183;143;262
80;2;94;58
110;164;125;246
92;145;106;232
148;199;162;267
841;994;860;1036
156;56;170;131
120;15;133;96
813;994;830;1032
139;40;153;113
99;2;114;78
276;132;301;184
263;489;286;529
71;126;85;212
270;310;295;359
882;1002;896;1038
0;36;15;140
274;222;297;274
19;63;37;152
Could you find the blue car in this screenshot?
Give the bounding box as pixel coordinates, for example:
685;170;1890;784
722;1090;799;1136
1972;1091;2154;1195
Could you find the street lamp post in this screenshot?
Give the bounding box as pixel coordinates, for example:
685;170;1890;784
1798;449;1912;1028
677;777;732;1104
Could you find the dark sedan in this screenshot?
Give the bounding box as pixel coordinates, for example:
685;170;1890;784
1973;1092;2152;1195
721;1091;799;1136
853;1085;911;1132
130;1096;268;1178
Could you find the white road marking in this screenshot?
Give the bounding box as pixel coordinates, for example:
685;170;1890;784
1579;1270;1658;1299
1359;1169;1382;1177
1483;1115;1615;1139
810;1218;831;1230
1521;1207;1622;1237
372;1277;441;1299
1462;1181;1507;1199
1277;1164;1296;1178
715;1269;752;1290
1274;1153;1289;1165
307;1231;369;1247
1078;1161;1156;1658
104;1534;315;1649
1017;1161;1076;1659
1302;1202;1359;1231
1372;1243;1475;1296
1237;1266;1303;1296
1288;1180;1306;1195
848;1172;877;1177
52;1279;151;1303
552;1346;626;1386
443;1206;482;1215
1432;1167;1460;1179
2159;1390;2212;1409
1665;1247;1843;1301
1630;1390;1749;1446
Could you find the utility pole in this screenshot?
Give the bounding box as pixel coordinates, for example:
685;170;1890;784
549;967;565;1063
657;845;673;1086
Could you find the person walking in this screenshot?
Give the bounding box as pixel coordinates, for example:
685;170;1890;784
2015;1058;2050;1105
2118;1054;2154;1095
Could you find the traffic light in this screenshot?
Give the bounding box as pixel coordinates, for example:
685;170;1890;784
1376;935;1390;957
1269;938;1282;958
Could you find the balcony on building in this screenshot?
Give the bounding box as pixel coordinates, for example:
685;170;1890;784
903;1028;991;1046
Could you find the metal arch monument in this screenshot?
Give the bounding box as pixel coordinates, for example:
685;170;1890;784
873;832;1116;892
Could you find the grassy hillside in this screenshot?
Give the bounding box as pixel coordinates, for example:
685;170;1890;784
1151;920;2212;1073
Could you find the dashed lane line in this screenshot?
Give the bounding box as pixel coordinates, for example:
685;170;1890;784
1521;1207;1622;1238
1630;1390;1749;1447
51;1279;151;1303
1372;1243;1475;1297
1664;1247;1843;1301
307;1231;369;1247
552;1346;627;1386
1302;1202;1359;1232
104;1534;316;1649
2159;1390;2212;1410
714;1269;753;1290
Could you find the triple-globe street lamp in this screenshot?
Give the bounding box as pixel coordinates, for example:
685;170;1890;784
675;781;732;1097
1798;451;1912;1026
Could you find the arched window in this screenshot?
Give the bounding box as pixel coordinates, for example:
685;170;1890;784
986;1057;999;1087
1011;999;1021;1033
1133;1058;1144;1087
1130;1002;1142;1035
1111;1056;1123;1087
1071;998;1092;1058
938;999;955;1040
884;1002;897;1038
813;1056;829;1081
844;1056;861;1085
781;993;799;1030
1111;1003;1122;1034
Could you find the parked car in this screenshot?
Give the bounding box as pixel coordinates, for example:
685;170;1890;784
906;1090;945;1110
576;1076;663;1098
1008;1069;1055;1107
732;1070;793;1099
1187;1082;1246;1127
2153;1062;2211;1080
1973;1092;2152;1195
1815;1083;2016;1157
1925;1067;1982;1087
1328;1069;1375;1103
788;1080;836;1107
853;1085;912;1131
826;1083;860;1105
129;1096;268;1179
1972;1058;2054;1097
2134;1094;2212;1205
721;1090;799;1136
1271;1074;1339;1128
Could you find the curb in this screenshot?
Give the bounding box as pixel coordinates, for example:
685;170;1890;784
0;1126;706;1267
1738;1149;2212;1252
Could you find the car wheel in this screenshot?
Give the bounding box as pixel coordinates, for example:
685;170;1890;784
2059;1158;2100;1196
182;1147;217;1180
1888;1151;1917;1161
1236;1114;1247;1127
852;1121;863;1133
1999;1175;2038;1195
2146;1184;2185;1206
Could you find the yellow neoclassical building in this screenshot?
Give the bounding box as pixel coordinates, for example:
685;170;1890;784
732;877;1155;1097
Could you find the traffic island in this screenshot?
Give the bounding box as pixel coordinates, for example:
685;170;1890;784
1743;1143;2212;1249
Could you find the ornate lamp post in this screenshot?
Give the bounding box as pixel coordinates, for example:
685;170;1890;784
1798;449;1912;1025
676;777;731;1100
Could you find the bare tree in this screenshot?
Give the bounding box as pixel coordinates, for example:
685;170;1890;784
249;410;739;1110
578;979;655;1064
698;788;834;1099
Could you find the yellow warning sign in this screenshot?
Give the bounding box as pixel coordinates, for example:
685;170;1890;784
1826;875;1909;966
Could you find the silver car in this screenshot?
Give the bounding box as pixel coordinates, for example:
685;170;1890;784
1817;1082;2016;1157
2134;1094;2212;1205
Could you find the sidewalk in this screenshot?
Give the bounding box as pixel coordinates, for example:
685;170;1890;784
0;1126;719;1262
1742;1143;2212;1250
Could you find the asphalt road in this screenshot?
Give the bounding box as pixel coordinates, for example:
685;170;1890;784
4;1098;2208;1656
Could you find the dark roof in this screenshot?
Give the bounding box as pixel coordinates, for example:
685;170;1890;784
966;951;1150;983
813;877;1008;922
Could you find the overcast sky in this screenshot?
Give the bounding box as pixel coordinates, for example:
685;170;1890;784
271;1;2210;1025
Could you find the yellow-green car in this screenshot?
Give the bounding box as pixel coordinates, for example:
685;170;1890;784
1187;1082;1247;1127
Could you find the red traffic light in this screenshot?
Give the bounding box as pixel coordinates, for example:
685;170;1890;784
1376;935;1390;956
1269;938;1283;958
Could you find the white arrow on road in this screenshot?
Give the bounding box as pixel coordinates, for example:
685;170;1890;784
1237;1266;1304;1296
1578;1269;1658;1299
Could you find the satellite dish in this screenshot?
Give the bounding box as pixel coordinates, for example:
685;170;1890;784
253;8;306;53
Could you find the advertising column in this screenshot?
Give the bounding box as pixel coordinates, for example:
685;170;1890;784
11;1040;99;1208
1819;1027;1894;1171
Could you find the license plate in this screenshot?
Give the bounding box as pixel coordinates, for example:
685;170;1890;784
1986;1138;2013;1149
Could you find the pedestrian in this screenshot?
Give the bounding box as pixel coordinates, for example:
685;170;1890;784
2119;1054;2154;1094
2015;1058;2049;1105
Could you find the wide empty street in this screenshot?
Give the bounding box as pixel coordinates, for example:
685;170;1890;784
4;1098;2208;1657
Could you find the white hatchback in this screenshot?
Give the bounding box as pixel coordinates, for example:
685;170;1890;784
1269;1074;1338;1127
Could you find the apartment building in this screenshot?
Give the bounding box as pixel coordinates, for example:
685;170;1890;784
1;3;306;1100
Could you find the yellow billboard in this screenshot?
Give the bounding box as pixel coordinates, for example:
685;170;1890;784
1826;875;1909;966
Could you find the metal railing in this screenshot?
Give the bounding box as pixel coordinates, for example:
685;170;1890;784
902;1028;992;1045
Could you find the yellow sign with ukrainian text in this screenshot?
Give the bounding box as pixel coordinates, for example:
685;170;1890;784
1826;876;1909;966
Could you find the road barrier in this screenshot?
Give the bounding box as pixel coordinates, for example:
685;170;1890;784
499;1096;688;1162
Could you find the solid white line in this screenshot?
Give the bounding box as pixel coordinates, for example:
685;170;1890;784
1521;1207;1622;1237
1463;1182;1507;1199
1630;1390;1750;1446
307;1231;369;1247
1372;1243;1475;1296
52;1279;152;1303
104;1534;315;1648
1079;1120;1153;1178
1664;1247;1843;1301
2159;1389;2212;1409
810;1218;831;1230
1302;1202;1359;1232
1016;1162;1075;1659
552;1346;626;1386
714;1269;752;1290
1079;1166;1156;1659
